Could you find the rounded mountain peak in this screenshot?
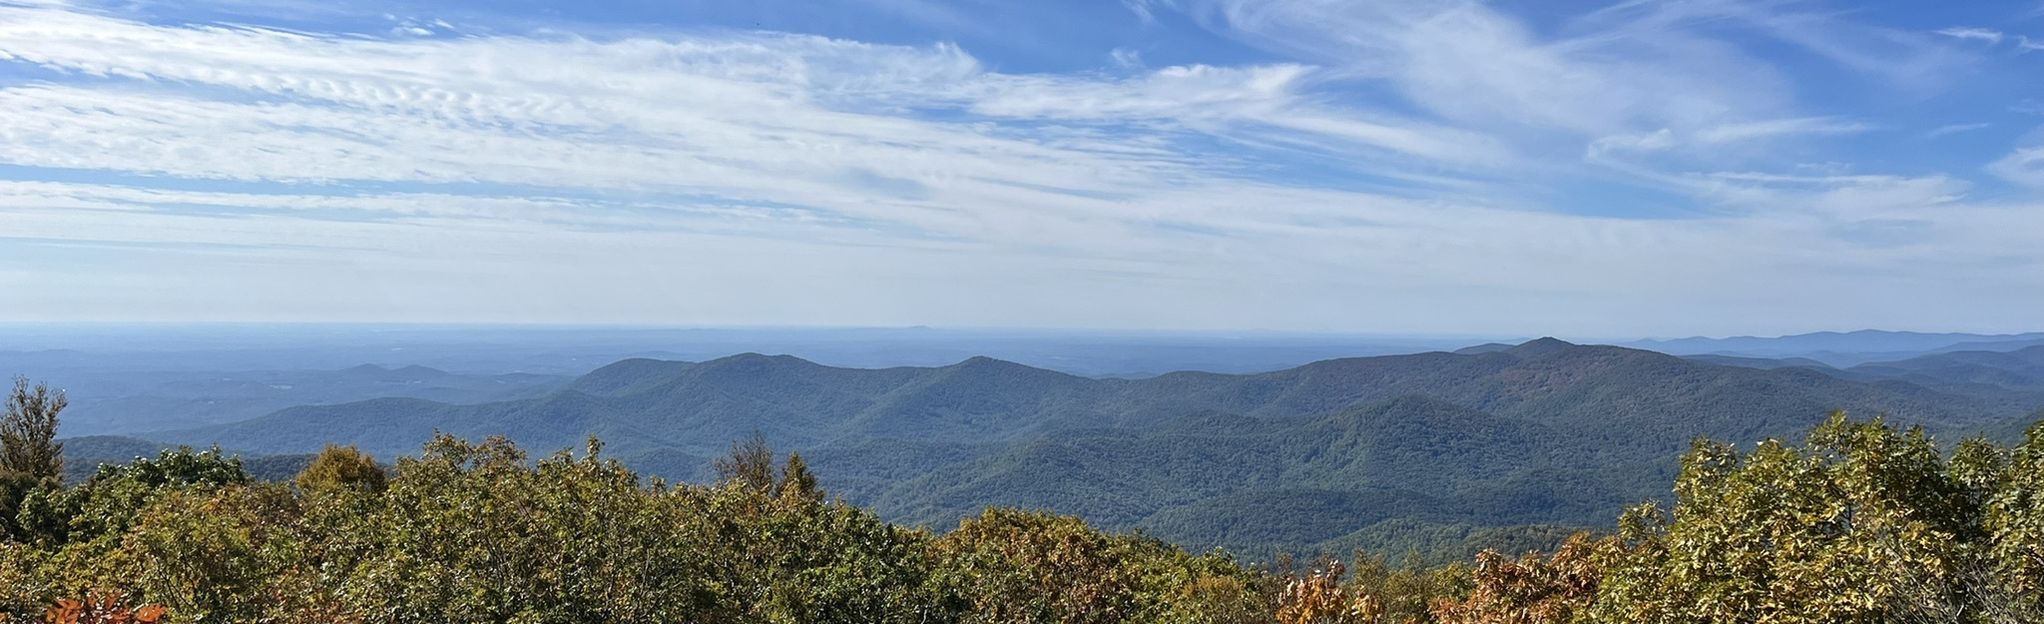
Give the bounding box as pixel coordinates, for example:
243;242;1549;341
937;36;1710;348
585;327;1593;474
1508;337;1578;357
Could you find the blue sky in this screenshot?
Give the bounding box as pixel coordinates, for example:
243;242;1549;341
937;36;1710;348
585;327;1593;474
1;0;2042;336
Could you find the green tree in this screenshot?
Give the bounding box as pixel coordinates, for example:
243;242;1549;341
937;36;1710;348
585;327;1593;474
714;433;777;492
1;377;65;484
0;378;66;537
124;484;308;623
16;446;250;546
937;508;1142;623
0;447;254;619
6;403;2044;624
933;507;1270;624
323;434;725;623
293;444;387;493
1347;552;1471;624
1984;421;2044;614
1590;413;2000;623
777;452;822;504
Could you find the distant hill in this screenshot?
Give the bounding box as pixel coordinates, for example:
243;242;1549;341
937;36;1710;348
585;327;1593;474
1841;346;2044;403
1678;347;2044;420
150;339;2034;556
1452;343;1517;355
1631;330;2044;355
40;364;570;435
1932;337;2044;356
59;435;177;483
57;435;311;483
1683;354;1834;370
1629;330;2044;367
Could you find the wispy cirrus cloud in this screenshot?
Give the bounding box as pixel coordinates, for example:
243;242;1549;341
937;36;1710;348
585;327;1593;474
1991;146;2044;187
1934;26;2044;53
0;0;2039;334
1692;118;1871;145
1925;122;1992;138
1936;27;2005;45
1122;0;1175;25
1183;0;1966;137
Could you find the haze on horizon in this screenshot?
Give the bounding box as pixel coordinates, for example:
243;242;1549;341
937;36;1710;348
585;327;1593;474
2;0;2042;336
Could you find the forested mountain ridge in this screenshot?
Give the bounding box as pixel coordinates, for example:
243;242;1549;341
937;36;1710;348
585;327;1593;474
13;412;2044;623
143;338;2036;556
1699;346;2044;415
1627;329;2044;366
1848;345;2044;393
11;361;571;436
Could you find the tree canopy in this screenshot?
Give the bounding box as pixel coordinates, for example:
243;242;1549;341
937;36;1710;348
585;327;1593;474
0;393;2041;623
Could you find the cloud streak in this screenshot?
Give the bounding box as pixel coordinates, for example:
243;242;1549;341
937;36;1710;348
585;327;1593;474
0;1;2038;334
1936;27;2004;45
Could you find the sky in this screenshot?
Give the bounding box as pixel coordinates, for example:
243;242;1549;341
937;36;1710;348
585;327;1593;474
0;0;2041;337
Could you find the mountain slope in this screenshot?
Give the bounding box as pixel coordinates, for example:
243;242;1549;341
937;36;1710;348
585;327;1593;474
1627;330;2044;367
1630;330;2044;357
44;364;570;435
1849;346;2044;393
151;339;2035;555
1683;354;1834;370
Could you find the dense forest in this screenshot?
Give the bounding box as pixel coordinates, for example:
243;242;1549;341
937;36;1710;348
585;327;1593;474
117;339;2044;559
3;377;2043;623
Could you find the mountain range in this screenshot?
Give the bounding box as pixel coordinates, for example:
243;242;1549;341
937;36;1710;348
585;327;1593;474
1630;330;2044;367
33;363;570;435
1847;346;2044;392
119;338;2040;558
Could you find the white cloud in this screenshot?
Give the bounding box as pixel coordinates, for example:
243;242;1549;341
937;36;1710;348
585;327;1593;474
1168;0;1988;222
0;6;1509;195
1990;146;2044;187
1186;0;1965;144
1124;0;1174;25
0;2;2037;333
1936;27;2004;45
1586;130;1678;158
1197;0;1791;138
0;6;1520;286
1694;117;1870;144
1584;117;1867;168
966;63;1511;167
1925;122;1991;138
1109;47;1143;69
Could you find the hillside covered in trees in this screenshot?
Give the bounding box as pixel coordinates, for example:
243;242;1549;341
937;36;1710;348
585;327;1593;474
125;339;2041;558
3;369;2044;623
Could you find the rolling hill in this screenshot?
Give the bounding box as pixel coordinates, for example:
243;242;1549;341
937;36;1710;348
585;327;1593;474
57;434;316;484
29;363;570;435
1682;354;1834;370
1626;330;2044;367
145;338;2037;556
1848;346;2044;393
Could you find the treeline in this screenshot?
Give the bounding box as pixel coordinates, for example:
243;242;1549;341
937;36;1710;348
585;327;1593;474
0;376;2041;623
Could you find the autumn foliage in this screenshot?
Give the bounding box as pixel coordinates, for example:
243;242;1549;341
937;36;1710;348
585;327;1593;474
0;389;2039;623
0;591;165;624
1428;534;1604;624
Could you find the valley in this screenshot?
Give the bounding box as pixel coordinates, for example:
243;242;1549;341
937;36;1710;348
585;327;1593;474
51;332;2040;558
